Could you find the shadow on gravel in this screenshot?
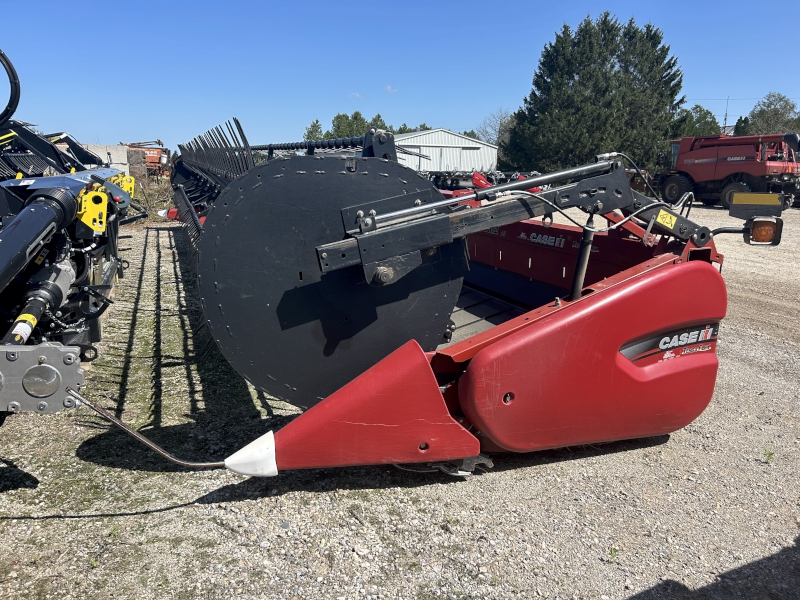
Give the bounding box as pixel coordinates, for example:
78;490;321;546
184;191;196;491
489;435;671;474
0;457;39;493
76;226;288;473
186;436;673;504
628;536;800;600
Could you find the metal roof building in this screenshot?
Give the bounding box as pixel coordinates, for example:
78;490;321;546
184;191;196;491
394;129;497;172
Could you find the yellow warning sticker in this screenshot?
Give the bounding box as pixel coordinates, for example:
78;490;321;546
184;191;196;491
656;209;677;230
17;313;38;327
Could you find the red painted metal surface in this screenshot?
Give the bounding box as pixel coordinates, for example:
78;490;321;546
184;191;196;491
434;253;679;369
466;220;663;291
274;340;479;470
457;260;727;452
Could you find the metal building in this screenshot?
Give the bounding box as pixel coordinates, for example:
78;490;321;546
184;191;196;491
394;129;497;172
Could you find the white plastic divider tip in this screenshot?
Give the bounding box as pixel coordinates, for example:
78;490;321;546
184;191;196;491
224;430;278;477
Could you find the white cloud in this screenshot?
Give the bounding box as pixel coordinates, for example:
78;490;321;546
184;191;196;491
348;92;364;99
385;85;398;93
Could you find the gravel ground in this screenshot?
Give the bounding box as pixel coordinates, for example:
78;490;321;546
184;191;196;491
1;206;798;600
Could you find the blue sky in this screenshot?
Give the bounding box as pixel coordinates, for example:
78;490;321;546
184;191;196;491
2;0;798;152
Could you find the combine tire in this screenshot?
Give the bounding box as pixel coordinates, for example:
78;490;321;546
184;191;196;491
720;182;750;209
662;175;692;204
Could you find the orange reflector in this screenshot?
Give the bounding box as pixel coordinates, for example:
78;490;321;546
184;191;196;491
751;221;777;243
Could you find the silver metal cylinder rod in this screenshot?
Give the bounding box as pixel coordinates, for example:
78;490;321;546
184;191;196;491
374;160;614;226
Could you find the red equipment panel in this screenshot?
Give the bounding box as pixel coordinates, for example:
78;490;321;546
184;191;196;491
274;340;479;470
458;260;727;452
467;220;661;291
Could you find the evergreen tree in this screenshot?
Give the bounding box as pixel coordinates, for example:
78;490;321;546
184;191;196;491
502;13;684;172
369;114;388;131
303;119;323;141
303;114;434;139
733;116;751;136
462;130;480;140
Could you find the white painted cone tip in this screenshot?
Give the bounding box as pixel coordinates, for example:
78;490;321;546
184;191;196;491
224;430;278;477
157;209;169;217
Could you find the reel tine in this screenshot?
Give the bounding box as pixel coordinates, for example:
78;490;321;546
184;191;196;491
216;125;242;177
232;117;255;169
225;121;246;175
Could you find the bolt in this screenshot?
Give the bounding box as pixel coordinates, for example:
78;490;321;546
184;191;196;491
38;356;46;364
379;133;387;143
37;401;48;412
356;210;364;218
63;397;75;408
55;311;62;317
64;354;76;365
363;218;373;227
414;199;422;206
7;402;20;413
369;209;377;217
321;252;328;259
374;267;394;284
679;224;687;234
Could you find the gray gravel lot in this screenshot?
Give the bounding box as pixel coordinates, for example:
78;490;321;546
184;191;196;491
1;206;798;600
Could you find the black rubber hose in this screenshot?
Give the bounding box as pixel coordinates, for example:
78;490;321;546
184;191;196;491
0;49;20;128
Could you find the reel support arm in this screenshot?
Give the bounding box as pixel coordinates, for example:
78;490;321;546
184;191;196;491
316;161;712;286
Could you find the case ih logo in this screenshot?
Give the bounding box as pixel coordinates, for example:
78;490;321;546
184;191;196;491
518;232;567;248
658;325;716;350
619;324;719;362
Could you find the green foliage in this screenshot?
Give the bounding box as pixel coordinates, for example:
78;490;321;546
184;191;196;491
396;123;432;133
327;111;369;139
764;449;774;463
303;113;434;140
461;129;480;140
734;116;751;136
502;13;684;172
675;104;721;137
747;92;799;134
303;119;323;141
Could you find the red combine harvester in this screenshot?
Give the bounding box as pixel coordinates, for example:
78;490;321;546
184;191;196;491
57;123;784;479
659;133;800;208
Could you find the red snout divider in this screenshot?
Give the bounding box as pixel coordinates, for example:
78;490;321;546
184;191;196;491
274;340;480;470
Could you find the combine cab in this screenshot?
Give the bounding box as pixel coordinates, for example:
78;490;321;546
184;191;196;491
658;133;800;208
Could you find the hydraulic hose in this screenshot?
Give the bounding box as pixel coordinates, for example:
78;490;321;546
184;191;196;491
0;49;20;128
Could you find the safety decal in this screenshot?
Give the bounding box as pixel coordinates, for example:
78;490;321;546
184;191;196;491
656;210;677;230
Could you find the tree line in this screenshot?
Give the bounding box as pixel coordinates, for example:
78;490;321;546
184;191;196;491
302;14;799;173
303;112;479;141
